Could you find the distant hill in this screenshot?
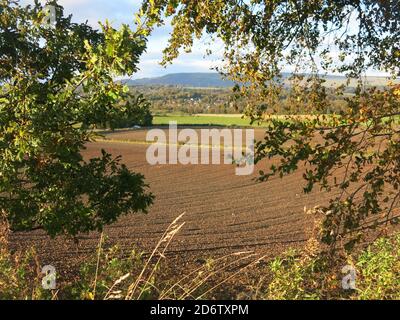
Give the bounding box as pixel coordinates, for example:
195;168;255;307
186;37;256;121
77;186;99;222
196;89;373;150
124;72;392;88
125;73;235;88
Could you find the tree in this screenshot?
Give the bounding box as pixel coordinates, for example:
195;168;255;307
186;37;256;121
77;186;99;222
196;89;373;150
95;93;153;129
140;0;400;249
0;0;153;237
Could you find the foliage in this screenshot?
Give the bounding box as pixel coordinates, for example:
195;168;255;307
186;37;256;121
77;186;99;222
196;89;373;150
141;1;400;81
267;238;334;300
69;239;157;300
95;93;153;129
356;234;400;299
132;84;353;115
267;233;400;300
0;0;153;236
0;246;50;300
140;0;400;249
0;218;51;299
132;86;241;114
268;250;318;300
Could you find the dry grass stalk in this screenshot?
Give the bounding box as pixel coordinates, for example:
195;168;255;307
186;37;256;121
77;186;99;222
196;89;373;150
124;212;186;300
158;251;253;300
195;254;267;300
92;231;104;299
174;252;258;300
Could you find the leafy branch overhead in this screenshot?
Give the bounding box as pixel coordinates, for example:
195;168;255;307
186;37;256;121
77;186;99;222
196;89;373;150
141;0;400;249
0;0;153;236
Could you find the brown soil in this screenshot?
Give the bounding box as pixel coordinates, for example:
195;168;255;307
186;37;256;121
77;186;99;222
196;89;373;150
9;128;333;291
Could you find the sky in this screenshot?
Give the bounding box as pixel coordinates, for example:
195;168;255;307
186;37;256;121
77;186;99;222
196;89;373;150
20;0;388;79
21;0;223;79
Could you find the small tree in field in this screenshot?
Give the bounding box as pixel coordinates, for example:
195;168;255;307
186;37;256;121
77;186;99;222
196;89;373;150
0;0;153;237
141;0;400;250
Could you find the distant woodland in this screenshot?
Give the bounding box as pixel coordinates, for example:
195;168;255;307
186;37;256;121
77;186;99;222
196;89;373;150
129;84;367;115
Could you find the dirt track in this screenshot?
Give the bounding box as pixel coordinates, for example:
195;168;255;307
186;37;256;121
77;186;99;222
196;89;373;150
10;128;333;280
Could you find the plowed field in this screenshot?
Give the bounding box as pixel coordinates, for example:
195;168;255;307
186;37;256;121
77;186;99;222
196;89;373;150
10;128;332;282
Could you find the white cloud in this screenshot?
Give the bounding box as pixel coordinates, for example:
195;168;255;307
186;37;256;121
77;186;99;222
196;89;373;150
19;0;387;78
14;1;231;78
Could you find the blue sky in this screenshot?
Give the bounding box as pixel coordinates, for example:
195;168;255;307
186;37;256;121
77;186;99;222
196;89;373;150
21;0;388;78
21;0;223;79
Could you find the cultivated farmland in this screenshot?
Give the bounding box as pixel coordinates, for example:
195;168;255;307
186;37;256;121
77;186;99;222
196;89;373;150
10;127;333;281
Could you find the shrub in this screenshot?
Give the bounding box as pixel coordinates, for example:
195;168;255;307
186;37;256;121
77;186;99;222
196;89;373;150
0;219;50;300
68;238;157;300
356;234;400;300
267;233;400;300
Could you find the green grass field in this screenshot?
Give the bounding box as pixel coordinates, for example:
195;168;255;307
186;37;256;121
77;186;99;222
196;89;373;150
153;114;262;127
152;114;400;130
152;114;328;127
